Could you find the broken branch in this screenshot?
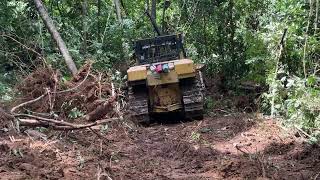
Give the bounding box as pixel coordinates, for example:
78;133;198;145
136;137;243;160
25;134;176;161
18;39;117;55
11;90;49;113
17;116;119;130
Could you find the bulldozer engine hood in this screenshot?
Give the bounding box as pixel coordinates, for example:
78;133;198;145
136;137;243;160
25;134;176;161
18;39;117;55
127;59;197;83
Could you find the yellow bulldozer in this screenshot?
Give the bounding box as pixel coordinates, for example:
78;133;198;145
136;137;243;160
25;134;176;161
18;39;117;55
126;4;205;124
127;33;205;124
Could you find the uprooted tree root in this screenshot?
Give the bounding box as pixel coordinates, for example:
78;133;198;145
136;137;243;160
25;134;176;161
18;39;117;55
4;61;124;130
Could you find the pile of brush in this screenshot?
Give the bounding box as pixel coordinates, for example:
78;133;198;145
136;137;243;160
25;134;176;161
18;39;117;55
1;61;125;130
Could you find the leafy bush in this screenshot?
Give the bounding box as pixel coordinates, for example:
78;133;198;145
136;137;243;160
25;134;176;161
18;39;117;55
265;73;320;140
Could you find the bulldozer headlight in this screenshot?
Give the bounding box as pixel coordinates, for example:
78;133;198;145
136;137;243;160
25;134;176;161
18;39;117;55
162;63;169;73
168;62;174;70
150;64;156;72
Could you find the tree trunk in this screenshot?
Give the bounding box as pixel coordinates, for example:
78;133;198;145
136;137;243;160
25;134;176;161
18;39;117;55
82;0;88;55
120;0;128;16
33;0;78;76
151;0;156;23
97;0;101;40
114;0;122;23
202;11;207;54
228;0;236;62
315;0;319;34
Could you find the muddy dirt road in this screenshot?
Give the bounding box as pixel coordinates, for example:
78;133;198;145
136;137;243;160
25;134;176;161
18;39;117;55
0;113;319;180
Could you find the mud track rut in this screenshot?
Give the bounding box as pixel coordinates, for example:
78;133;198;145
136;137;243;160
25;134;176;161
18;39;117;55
0;114;319;180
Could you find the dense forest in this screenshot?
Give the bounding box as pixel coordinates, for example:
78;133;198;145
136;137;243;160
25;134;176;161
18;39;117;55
0;0;319;179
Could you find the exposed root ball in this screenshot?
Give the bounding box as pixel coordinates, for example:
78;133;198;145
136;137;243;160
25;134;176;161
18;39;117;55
17;67;59;98
13;61;118;122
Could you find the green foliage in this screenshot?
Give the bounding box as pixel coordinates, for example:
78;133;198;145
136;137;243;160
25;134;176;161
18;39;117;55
258;0;320;141
0;71;15;102
266;74;320;139
68;107;85;119
204;96;215;113
100;124;109;134
11;148;23;157
190;131;201;142
0;82;13;102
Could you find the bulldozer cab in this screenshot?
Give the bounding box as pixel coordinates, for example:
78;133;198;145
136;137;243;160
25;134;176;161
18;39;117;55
134;34;186;65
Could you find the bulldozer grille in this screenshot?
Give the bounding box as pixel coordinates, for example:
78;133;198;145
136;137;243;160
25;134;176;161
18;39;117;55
134;34;186;65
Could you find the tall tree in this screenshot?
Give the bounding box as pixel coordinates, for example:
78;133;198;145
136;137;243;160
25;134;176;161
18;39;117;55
82;0;88;54
151;0;156;23
114;0;122;23
97;0;101;40
33;0;78;76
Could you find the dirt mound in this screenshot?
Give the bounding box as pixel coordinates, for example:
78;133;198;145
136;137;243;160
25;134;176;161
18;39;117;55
105;116;320;180
291;144;320;166
263;141;295;155
0;138;61;179
162;142;217;161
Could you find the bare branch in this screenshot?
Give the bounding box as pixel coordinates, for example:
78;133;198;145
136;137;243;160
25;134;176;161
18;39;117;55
10;90;49;113
15;113;78;127
17;115;119;130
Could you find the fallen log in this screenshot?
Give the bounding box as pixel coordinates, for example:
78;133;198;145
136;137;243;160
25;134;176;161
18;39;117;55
18;119;49;127
51;118;119;130
17;116;119;130
15;114;80;127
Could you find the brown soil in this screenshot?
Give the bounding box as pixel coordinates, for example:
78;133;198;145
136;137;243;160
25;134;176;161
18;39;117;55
0;113;319;180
